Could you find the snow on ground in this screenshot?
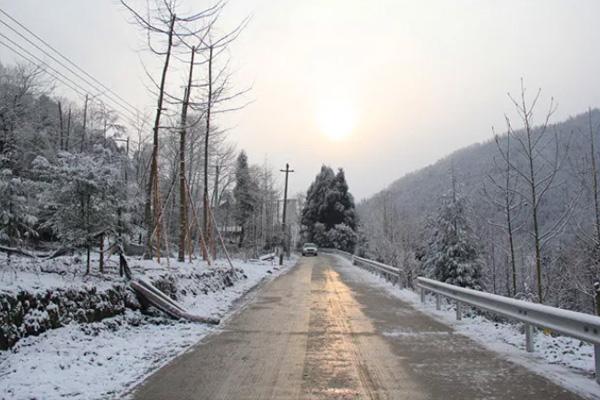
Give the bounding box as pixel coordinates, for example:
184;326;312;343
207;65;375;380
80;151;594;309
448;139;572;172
0;255;298;400
0;252;119;295
333;254;600;400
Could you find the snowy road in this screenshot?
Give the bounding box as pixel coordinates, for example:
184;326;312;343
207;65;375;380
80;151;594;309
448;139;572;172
132;255;584;399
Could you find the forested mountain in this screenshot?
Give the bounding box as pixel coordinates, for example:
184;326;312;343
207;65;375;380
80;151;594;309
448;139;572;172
359;102;600;313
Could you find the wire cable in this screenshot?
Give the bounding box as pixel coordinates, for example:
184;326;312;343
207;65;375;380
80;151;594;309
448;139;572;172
0;8;142;121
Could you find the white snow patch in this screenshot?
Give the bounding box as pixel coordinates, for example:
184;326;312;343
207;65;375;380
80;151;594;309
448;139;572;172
0;256;297;400
332;254;600;400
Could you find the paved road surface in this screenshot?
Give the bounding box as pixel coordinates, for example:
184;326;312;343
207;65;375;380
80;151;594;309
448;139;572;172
133;255;583;400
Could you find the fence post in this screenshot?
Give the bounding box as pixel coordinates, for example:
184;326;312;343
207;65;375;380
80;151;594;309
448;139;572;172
525;323;534;352
436;293;441;310
456;301;462;320
420;287;425;303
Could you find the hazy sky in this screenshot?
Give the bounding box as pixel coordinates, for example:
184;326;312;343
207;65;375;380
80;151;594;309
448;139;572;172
2;0;600;200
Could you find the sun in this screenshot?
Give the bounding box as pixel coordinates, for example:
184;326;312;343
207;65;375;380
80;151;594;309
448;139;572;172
316;100;356;141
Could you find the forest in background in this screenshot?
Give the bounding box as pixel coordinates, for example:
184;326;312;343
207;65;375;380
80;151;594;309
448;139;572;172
0;1;295;273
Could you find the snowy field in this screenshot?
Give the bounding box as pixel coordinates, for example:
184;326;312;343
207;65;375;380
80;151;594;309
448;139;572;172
334;254;600;400
0;254;297;400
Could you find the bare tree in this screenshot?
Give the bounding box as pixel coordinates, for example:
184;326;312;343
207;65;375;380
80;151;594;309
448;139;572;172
186;17;250;258
500;80;574;303
485;128;522;296
567;108;600;314
177;47;195;261
120;0;223;259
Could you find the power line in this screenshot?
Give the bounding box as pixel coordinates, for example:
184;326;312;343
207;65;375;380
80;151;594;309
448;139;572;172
0;7;141;116
0;18;140;122
0;7;142;122
0;39;86;97
0;37;140;129
0;31;94;97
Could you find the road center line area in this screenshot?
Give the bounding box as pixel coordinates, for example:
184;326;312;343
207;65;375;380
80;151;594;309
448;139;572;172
132;255;583;400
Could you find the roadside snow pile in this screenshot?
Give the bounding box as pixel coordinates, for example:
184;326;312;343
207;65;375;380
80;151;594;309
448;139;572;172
333;254;600;400
0;256;296;400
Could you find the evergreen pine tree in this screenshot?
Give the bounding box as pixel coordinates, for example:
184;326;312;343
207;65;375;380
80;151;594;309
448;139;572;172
33;146;128;271
0;168;38;247
233;151;256;248
422;186;483;290
301;165;358;252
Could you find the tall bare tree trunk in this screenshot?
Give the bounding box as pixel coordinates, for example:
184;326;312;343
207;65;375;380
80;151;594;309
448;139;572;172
145;14;176;259
65;108;71;151
99;233;104;274
178;46;195;262
504;82;560;304
504;131;518;296
202;45;214;259
211;164;219;258
523;110;543;303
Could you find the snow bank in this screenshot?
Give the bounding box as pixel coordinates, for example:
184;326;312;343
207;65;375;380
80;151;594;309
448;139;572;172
0;255;297;400
333;254;600;400
0;251;253;349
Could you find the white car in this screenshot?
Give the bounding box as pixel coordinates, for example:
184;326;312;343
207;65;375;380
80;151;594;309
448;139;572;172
302;243;318;256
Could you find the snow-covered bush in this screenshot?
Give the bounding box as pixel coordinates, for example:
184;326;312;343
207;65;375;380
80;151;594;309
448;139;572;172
312;223;331;248
0;168;38;245
326;223;358;253
34;148;129;245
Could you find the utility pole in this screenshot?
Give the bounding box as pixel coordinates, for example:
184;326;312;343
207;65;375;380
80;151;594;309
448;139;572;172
114;137;130;183
80;94;89;152
279;163;294;265
125;137;130;182
57;101;64;151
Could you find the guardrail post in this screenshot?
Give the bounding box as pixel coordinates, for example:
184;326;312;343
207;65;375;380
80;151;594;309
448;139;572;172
436;293;441;310
525;323;534;352
456;301;462;320
420;287;425;303
595;344;600;384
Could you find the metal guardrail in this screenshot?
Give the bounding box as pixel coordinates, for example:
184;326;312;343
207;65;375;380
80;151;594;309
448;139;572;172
352;255;401;285
321;248;401;284
320;248;354;261
417;276;600;383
